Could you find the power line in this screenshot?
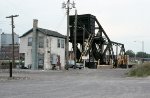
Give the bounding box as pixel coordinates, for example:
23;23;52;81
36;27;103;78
54;13;66;31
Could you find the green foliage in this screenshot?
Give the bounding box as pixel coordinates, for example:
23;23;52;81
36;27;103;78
125;50;150;58
136;52;149;58
0;61;17;69
125;50;135;58
128;63;150;77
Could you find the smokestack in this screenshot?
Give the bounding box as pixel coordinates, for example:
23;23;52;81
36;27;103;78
32;19;38;69
33;19;38;29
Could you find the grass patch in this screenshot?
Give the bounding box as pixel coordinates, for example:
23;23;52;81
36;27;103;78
128;62;150;77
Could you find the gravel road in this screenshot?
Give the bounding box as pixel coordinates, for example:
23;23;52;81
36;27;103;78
0;68;150;98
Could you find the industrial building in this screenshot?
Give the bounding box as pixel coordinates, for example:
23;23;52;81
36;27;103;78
69;14;126;68
0;32;19;46
0;32;19;60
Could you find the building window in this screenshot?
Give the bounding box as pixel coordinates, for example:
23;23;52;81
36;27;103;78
39;36;44;48
46;39;49;47
61;39;65;48
57;39;60;48
28;37;32;46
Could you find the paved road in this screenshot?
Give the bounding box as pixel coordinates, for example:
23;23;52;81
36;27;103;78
0;69;150;98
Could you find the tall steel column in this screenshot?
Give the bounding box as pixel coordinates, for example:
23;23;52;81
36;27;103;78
66;0;70;68
74;9;77;66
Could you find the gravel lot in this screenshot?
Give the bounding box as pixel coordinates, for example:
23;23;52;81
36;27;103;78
0;68;150;98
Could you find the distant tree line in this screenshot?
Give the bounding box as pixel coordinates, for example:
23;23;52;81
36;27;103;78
125;50;150;58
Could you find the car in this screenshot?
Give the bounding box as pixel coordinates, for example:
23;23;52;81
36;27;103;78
65;60;84;70
76;63;84;69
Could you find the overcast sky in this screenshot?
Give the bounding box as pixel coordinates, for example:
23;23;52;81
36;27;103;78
0;0;150;53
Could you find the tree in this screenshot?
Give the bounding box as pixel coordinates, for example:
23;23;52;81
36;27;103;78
148;54;150;58
125;50;135;58
136;52;149;58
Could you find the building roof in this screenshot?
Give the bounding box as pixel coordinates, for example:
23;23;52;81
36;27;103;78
20;28;66;39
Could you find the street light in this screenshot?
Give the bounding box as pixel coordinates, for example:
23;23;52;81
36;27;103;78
62;0;76;69
134;40;144;59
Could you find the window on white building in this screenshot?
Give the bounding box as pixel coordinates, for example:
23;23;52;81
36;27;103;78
39;36;44;48
46;39;48;47
28;37;32;46
57;39;60;48
61;39;65;48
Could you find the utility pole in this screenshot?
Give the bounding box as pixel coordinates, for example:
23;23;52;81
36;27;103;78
62;0;75;69
6;15;19;77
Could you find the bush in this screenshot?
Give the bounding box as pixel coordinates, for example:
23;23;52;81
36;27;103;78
128;62;150;77
0;61;16;69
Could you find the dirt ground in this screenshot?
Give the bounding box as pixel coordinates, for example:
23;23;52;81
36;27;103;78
0;68;150;98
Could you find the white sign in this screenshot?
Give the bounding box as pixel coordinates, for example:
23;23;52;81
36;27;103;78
82;56;89;59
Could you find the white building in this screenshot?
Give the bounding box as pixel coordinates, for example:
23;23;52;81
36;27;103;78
19;27;66;70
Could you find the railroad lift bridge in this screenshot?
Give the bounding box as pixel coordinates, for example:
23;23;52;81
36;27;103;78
69;14;126;68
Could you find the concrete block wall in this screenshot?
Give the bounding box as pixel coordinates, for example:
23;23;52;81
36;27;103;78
50;36;65;69
20;32;32;67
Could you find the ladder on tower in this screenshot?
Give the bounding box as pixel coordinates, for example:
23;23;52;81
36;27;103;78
79;33;95;62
